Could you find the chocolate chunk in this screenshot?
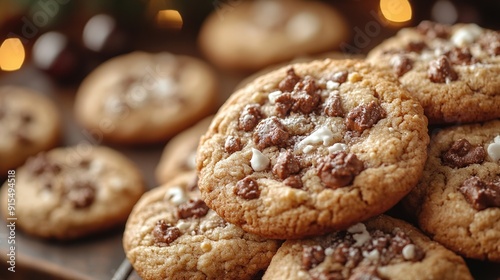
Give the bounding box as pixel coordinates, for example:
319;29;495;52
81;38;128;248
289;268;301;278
391;55;413;77
253;117;289;149
446;47;474;65
177;199;210;219
405;41;427;53
274;92;294;117
65;180;96;208
329;71;348;84
19;112;33;124
283;175;303;189
345;101;385;134
78;158;91;169
25;153;61;175
279;68;301;92
238;104;262;132
428;55;458;83
152;220;181;247
460;176;500;210
441;139;485;168
302;245;325;270
317;152;364;189
273;150;301;179
0;104;5;119
224;136;242;154
323;94;344;117
234;177;260;199
290;76;321;114
416;21;450;39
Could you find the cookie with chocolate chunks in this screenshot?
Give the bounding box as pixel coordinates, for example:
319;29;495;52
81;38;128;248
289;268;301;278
263;215;472;280
0;146;145;240
404;119;500;262
0;86;61;175
75;51;218;144
123;172;279;280
197;59;429;239
198;0;349;71
367;21;500;124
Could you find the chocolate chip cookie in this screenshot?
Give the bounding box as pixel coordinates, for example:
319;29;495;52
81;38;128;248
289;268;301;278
155;115;213;184
123;172;280;280
262;215;472;280
0;86;61;176
367;21;500;124
199;0;349;71
404;120;500;262
196;59;429;239
74;51;218;144
0;146;145;240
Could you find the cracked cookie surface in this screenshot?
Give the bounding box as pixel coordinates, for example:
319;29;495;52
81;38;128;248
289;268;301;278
263;215;472;280
404;120;500;262
123;172;279;280
367;21;500;124
0;146;145;240
196;59;429;239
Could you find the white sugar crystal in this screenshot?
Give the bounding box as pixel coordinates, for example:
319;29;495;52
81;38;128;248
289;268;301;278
268;90;282;104
165;186;189;206
402;244;416;260
251;148;270;171
324;247;334;256
328;143;347;154
326;80;340;90
363;249;380;261
347;223;371;247
298;126;334;152
487;135;500;162
451;24;482;46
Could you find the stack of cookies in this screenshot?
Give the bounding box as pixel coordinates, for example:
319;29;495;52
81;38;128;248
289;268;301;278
123;20;500;279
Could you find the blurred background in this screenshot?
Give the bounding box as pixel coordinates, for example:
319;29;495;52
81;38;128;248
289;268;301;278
1;0;499;84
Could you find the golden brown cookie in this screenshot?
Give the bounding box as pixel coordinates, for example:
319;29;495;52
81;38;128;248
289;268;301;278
263;215;472;280
0;86;60;175
367;21;500;124
404;120;500;262
197;59;429;239
199;0;349;71
123;172;280;280
0;146;145;240
155;115;213;184
74;51;218;144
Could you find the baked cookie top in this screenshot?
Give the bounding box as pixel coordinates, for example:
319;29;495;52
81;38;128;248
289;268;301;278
0;146;145;240
155;115;213;185
199;0;349;71
367;21;500;124
262;215;472;280
123;172;279;280
0;86;60;174
404;120;500;262
196;59;429;239
75;51;218;144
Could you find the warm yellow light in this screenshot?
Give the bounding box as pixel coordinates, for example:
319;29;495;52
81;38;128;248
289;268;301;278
380;0;412;23
0;38;25;71
156;10;183;30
